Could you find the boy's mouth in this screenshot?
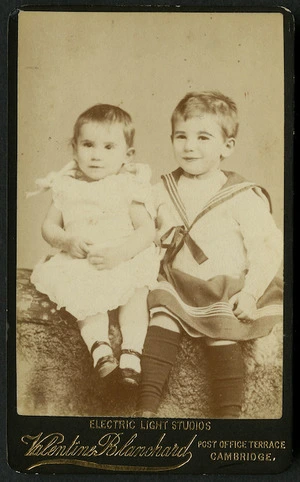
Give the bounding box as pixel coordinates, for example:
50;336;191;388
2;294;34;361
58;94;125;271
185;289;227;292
183;157;201;161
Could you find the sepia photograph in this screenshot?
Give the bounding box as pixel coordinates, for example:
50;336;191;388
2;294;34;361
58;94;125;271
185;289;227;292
15;10;285;423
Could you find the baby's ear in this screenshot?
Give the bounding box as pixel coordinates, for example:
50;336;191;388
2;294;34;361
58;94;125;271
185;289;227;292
71;140;77;158
222;138;235;159
126;147;135;159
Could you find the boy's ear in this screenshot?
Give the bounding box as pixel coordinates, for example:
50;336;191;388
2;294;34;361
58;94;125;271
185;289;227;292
221;138;235;159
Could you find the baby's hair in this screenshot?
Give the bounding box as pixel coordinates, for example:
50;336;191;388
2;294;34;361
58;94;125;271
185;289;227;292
72;104;135;148
171;91;239;139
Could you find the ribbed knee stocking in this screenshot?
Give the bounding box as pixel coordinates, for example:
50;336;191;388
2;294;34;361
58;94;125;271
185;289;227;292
137;326;181;414
205;342;245;418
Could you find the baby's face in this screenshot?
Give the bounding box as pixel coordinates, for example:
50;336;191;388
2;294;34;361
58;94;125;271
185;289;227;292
74;122;130;181
172;114;234;178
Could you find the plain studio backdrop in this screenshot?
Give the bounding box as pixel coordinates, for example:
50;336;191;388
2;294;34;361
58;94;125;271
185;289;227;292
17;11;284;269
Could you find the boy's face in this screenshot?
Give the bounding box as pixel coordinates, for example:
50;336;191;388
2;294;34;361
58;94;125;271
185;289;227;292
172;114;235;178
73;122;133;181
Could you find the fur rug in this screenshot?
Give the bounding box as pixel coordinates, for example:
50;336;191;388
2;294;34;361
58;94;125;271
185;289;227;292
16;269;283;419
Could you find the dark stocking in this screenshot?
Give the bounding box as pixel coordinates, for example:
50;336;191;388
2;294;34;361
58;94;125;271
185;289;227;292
206;342;245;418
137;325;181;414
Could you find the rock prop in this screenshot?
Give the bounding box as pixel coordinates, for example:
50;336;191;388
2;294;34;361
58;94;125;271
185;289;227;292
16;269;282;419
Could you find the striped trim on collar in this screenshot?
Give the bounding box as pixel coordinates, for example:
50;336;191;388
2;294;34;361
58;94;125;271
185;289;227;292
161;169;272;231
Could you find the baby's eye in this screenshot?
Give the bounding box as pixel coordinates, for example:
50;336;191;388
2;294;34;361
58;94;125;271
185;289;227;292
105;143;115;150
82;141;93;148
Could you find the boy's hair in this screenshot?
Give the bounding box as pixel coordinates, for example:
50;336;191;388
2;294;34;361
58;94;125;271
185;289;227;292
72;104;135;148
171;91;239;139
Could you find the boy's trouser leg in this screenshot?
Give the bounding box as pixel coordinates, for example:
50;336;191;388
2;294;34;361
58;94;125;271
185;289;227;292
137;315;181;414
205;341;245;418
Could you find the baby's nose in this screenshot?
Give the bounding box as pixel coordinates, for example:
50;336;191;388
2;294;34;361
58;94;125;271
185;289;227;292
91;148;104;160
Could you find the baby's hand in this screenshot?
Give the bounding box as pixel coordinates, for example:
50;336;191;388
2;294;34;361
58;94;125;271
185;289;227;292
65;236;93;259
229;291;257;323
87;245;125;270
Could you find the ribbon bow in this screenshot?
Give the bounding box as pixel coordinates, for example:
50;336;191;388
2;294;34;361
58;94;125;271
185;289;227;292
161;225;208;266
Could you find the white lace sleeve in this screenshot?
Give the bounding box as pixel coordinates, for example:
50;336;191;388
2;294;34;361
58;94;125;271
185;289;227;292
152;181;167;212
124;164;156;218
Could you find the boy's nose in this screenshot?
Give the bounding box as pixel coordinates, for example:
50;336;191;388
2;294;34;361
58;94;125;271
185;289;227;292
184;138;197;151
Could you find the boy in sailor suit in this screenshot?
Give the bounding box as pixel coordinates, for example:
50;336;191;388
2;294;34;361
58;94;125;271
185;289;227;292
136;91;283;418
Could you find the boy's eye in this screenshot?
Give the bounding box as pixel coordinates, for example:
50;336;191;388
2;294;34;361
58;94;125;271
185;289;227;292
198;136;210;141
105;144;115;150
82;141;93;148
174;134;186;140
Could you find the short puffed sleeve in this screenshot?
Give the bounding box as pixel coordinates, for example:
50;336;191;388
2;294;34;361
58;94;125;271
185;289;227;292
152;181;169;211
26;161;79;211
123;163;156;218
152;181;181;233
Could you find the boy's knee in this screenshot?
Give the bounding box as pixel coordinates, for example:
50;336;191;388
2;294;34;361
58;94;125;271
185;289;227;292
149;313;181;333
205;338;237;347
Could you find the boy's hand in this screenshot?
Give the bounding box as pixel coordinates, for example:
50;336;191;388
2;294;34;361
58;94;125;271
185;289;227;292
87;245;126;270
65;236;93;259
229;291;257;322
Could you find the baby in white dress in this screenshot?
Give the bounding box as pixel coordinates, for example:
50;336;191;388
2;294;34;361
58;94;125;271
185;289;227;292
30;103;160;386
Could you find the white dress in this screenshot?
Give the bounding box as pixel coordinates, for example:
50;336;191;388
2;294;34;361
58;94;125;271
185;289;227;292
30;166;160;320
